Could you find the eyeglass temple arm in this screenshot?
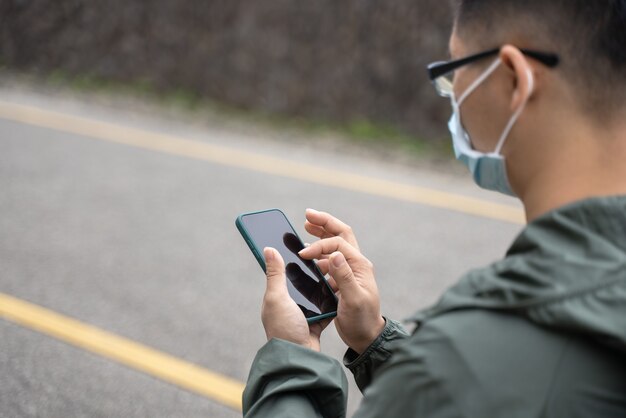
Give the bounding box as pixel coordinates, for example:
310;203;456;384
519;49;560;67
427;48;559;81
427;48;499;80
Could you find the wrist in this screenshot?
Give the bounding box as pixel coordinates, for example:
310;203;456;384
350;316;386;354
306;338;322;352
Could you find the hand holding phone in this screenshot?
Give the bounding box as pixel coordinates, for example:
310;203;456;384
261;246;329;351
236;209;338;324
237;208;385;354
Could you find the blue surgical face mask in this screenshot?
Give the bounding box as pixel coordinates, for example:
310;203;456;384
448;58;534;197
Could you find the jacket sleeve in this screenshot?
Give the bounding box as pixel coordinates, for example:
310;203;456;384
343;318;410;391
242;338;349;418
349;320;462;418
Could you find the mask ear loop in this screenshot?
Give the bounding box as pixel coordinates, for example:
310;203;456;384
456;58;502;106
494;67;534;154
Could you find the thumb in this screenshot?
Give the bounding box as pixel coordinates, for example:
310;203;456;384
264;247;287;295
329;252;358;294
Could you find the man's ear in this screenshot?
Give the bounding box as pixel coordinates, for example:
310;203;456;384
500;45;535;111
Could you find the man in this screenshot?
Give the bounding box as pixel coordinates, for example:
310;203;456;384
243;1;626;416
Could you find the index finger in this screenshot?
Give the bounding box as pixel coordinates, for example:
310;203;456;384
298;236;362;264
305;209;359;249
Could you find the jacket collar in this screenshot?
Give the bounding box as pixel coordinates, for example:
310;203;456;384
407;195;626;351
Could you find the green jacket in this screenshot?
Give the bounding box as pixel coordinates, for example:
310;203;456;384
243;196;626;417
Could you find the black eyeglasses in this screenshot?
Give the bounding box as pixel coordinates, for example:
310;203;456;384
427;47;560;97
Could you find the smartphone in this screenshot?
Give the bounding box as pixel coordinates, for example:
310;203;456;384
236;209;338;323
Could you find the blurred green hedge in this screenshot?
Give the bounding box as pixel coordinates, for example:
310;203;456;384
1;0;453;141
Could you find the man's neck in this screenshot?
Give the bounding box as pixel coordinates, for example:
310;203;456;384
519;119;626;222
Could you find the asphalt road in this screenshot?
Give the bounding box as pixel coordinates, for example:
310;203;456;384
0;85;523;417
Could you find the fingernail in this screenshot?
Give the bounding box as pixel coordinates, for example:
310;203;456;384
331;252;345;268
264;247;274;261
306;208;320;214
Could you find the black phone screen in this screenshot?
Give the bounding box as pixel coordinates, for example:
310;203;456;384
238;210;337;320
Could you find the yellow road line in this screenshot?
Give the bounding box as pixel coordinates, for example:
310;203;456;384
0;292;245;411
0;101;525;224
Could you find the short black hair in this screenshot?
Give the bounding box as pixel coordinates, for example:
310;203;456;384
453;0;626;115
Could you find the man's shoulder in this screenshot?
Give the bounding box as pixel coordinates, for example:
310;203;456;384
390;309;625;417
404;309;570;382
